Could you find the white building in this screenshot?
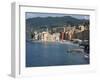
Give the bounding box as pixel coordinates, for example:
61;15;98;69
34;31;38;40
53;33;60;41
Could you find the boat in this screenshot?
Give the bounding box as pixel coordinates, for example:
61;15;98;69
84;54;89;59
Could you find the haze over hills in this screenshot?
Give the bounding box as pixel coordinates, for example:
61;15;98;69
26;16;89;30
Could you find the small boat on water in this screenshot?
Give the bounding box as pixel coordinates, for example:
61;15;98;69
84;54;89;59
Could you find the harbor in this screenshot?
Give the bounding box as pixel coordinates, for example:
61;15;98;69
26;40;89;67
26;13;90;67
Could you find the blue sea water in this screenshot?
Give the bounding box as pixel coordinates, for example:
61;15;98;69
26;41;89;67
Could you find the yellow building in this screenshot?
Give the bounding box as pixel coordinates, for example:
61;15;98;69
41;32;54;42
41;32;60;42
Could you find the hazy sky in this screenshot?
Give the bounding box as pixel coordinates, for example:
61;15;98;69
26;12;89;20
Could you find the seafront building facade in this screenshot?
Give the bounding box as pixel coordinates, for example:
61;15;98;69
29;24;89;42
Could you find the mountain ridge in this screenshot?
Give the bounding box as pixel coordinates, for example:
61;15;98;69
26;16;89;30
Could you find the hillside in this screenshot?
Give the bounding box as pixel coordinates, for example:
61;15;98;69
26;16;89;30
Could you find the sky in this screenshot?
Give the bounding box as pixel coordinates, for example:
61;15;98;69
25;12;89;20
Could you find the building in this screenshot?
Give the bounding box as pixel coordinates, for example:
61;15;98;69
34;31;38;40
31;24;89;42
75;30;89;40
53;33;60;41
